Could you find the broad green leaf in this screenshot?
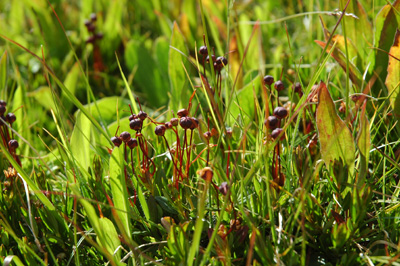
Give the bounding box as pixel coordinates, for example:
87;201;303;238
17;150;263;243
125;40;168;107
29;86;57;111
385;29;400;118
357;102;370;184
97;218;121;261
371;0;400;87
316;82;355;174
169;22;189;111
109;147;131;237
229;75;260;125
81;96;130;125
70;111;92;178
62;63;81;111
339;0;372;66
0;50;7;97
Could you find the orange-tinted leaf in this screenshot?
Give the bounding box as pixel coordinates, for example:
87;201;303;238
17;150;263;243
315;40;362;88
385;29;400;118
316;82;355;173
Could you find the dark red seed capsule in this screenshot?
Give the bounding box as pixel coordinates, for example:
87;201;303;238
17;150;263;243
273;107;288;119
90;13;97;22
129;114;136;121
177;109;188;118
170;118;179;127
271;128;284;140
190;117;199;130
155;125;166;136
206;55;216;63
120;131;131;142
129;118;143;131
203;131;211;139
96;32;103;40
219;182;229;196
293;82;302;93
274;80;285;91
5;113;16;124
165;122;173;129
199;46;208;56
0;105;6;116
226;127;233;138
138;110;147;120
179;116;192;130
84;20;91;28
127;138;138;149
216;56;228;66
86;36;96;44
263;75;274;86
264;116;279;130
111;136;122;147
8;139;19;151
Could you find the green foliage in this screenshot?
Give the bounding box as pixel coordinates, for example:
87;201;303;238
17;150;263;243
1;0;400;265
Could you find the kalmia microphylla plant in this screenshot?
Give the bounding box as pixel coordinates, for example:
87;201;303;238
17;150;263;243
1;0;400;265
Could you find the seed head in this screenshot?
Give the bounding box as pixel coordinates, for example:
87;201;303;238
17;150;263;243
199;46;208;56
273;107;288;119
177;109;188;118
219;182;229;196
111;136;122;147
271;128;284;140
170;118;179;127
179;116;192;130
127;138;138;149
263;75;274;86
198;167;213;182
155;125;166;136
138;110;147;120
8;139;19;151
264;116;279;130
129;118;143;131
120;131;131;142
274;80;285;91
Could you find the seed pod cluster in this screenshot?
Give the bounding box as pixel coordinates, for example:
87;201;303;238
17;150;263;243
84;13;103;44
264;105;288;141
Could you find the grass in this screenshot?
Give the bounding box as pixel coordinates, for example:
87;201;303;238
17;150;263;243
1;0;400;265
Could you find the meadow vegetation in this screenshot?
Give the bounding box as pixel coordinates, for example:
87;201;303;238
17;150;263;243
0;0;400;265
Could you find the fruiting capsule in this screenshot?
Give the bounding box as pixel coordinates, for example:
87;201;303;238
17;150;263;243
273;107;288;119
226;127;233;137
90;13;97;22
0;105;6;116
199;46;208;56
129;118;143;131
120;131;131;142
177;109;188;118
170;118;179;126
84;20;91;28
5;113;16;124
111;136;122;147
274;80;285;91
199;167;213;182
8;139;19;151
216;56;228;66
179;116;192;129
263;75;274;86
85;35;96;44
96;32;103;40
203;131;212;139
206;54;216;63
190;117;199;130
219;182;229;196
271;128;284;140
264;116;279;130
129;114;136;121
293;82;302;93
155;125;166;136
137;110;147;120
127;138;138;149
165;122;173;129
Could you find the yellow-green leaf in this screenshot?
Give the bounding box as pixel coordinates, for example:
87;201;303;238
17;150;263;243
385;29;400;118
316;82;355;173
